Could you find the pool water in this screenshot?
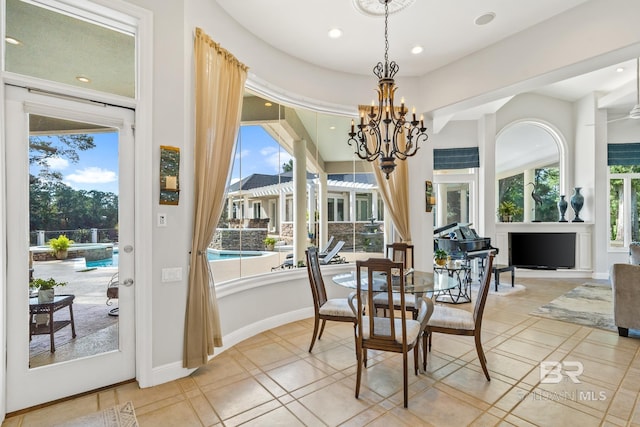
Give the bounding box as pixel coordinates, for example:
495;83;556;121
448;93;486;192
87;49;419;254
85;248;265;268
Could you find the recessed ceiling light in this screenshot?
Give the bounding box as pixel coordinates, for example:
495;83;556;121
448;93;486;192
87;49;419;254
616;67;625;73
5;36;22;45
264;102;272;107
328;28;343;39
76;75;91;83
475;12;495;26
411;45;423;55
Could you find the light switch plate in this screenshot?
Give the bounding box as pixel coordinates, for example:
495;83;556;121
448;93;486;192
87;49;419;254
161;267;182;282
158;213;167;227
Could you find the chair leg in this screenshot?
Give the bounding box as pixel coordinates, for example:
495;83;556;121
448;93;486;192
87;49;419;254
428;331;432;352
402;352;409;408
308;317;322;352
422;332;428;370
355;346;363;399
413;345;419;375
475;333;490;381
318;319;327;340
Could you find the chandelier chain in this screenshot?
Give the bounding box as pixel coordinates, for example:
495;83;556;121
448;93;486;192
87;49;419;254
347;0;428;179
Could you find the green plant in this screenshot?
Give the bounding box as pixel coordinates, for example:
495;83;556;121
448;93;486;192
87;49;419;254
434;249;448;260
49;234;73;253
498;201;522;217
263;237;277;246
29;277;67;290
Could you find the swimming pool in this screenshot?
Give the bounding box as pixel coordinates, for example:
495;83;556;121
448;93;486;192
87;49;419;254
85;248;267;268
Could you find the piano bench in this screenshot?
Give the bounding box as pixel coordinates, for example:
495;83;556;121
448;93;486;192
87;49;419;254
492;264;515;292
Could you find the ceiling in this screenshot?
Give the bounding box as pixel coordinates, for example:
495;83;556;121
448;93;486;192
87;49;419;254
5;0;640;168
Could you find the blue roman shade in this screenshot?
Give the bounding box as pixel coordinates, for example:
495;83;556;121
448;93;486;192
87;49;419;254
608;143;640;166
433;147;479;170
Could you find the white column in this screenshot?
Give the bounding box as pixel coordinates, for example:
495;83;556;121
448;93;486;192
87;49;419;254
308;179;316;239
293;139;307;265
319;172;328;248
437;184;448;226
524;169;535;222
279;188;286;235
349;190;356;222
460;188;469;224
371;191;378;220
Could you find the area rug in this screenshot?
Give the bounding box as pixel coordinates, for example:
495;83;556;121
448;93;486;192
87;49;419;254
53;401;138;427
530;283;615;332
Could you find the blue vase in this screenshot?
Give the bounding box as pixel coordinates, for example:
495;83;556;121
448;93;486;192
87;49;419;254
570;187;584;222
557;195;568;222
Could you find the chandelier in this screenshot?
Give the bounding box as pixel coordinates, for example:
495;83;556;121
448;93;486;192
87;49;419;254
348;0;428;179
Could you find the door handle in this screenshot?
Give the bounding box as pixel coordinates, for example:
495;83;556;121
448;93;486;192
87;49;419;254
122;278;134;287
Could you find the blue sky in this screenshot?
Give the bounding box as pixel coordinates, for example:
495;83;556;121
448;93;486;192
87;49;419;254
34;125;291;193
230;125;293;184
31;131;120;194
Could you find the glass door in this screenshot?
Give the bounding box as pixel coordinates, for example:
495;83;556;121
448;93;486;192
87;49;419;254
5;86;135;411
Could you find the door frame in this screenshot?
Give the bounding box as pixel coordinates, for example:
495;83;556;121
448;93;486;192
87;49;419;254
0;0;154;418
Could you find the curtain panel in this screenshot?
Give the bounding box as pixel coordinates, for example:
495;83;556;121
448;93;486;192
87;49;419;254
433;147;479;170
358;105;412;243
607;143;640;166
185;28;248;369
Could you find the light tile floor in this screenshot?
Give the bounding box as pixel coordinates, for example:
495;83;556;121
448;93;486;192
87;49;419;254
4;276;640;426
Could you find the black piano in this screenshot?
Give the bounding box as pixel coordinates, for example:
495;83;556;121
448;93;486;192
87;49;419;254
434;222;498;260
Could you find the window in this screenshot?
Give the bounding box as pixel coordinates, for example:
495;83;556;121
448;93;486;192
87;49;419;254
609;166;640;249
253;202;262;219
328;195;346;222
356;193;372;221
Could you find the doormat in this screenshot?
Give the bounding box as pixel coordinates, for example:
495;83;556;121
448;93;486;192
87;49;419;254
53;401;138;427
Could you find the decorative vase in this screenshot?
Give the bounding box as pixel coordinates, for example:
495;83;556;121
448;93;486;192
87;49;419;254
570;187;584;222
37;288;54;303
55;249;68;260
557;195;568;222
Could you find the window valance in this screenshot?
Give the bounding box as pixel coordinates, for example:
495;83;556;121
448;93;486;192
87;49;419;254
607;143;640;166
433;147;479;170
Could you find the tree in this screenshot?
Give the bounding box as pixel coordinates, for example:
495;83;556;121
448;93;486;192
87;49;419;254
282;159;293;172
29;134;95;181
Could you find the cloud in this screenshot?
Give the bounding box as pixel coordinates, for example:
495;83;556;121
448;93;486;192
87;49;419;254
260;147;292;173
46;157;69;170
65;167;117;184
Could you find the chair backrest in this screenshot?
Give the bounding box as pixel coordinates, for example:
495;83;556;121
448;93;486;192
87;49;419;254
319;236;335;255
319;240;345;264
306;247;327;312
386;242;414;269
473;253;495;327
355;258;409;350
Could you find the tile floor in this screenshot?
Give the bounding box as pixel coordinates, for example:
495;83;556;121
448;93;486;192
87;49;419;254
4;276;640;426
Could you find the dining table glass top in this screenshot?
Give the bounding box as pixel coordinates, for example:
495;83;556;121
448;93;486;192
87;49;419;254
331;268;460;295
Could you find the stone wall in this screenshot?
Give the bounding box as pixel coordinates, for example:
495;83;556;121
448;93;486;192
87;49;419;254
278;222;383;251
228;218;270;229
211;228;268;251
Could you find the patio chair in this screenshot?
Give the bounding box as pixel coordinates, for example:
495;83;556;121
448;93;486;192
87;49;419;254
106;272;119;316
272;240;346;270
287;236;334;260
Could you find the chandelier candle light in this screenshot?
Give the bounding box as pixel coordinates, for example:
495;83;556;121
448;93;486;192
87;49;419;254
348;0;428;179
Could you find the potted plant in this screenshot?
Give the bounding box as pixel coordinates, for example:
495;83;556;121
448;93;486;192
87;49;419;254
49;234;73;260
434;249;448;267
29;277;67;303
263;236;277;251
498;201;522;222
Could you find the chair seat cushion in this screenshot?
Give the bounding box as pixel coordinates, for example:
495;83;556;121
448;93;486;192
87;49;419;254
319;298;356;318
372;292;417;308
428;306;474;330
359;316;421;344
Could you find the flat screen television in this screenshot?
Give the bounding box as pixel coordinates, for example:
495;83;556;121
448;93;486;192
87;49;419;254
509;232;576;270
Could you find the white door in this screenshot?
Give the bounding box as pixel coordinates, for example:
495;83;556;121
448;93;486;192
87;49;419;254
5;86;135;411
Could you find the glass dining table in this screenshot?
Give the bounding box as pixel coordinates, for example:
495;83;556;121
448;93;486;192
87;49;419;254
331;268;461;304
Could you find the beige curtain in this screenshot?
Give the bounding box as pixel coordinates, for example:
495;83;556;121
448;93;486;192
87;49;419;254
185;28;248;369
358;105;412;242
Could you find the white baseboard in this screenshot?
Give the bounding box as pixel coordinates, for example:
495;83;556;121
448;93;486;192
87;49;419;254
146;307;313;387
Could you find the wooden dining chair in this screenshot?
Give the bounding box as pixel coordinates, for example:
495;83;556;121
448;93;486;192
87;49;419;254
425;253;495;381
305;246;357;352
350;257;424;408
374;242;419;319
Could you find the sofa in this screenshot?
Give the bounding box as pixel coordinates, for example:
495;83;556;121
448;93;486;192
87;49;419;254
610;263;640;337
